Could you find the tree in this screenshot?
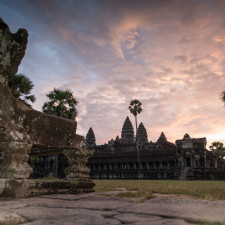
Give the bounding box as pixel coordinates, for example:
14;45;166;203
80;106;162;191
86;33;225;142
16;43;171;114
129;99;143;132
8;73;36;107
210;142;225;159
42;88;78;119
129;99;143;178
221;90;225;105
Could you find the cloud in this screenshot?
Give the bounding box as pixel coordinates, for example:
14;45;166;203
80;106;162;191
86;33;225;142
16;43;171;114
0;0;225;147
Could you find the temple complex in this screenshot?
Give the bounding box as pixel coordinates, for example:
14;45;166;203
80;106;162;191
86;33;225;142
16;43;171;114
86;117;225;180
1;18;223;184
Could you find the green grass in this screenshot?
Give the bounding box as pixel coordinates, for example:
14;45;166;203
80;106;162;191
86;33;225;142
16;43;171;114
94;180;225;201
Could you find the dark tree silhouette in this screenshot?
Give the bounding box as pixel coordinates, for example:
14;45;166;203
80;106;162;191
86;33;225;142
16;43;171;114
210;142;225;159
8;73;36;107
221;90;225;105
42;88;78;120
129;99;143;178
129;99;143;132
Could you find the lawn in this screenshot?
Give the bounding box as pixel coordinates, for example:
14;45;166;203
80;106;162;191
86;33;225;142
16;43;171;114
94;180;225;201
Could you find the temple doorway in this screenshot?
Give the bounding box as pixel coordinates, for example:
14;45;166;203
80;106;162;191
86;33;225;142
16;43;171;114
186;157;191;167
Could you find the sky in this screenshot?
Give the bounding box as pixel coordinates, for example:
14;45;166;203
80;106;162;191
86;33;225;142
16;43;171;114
0;0;224;147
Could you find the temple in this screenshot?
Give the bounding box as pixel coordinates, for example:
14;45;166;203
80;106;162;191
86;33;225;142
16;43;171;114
86;117;225;180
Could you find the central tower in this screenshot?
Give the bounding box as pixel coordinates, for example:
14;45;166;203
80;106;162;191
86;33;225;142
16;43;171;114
121;116;135;143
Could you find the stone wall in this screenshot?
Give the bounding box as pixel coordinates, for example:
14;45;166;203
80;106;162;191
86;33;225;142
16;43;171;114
0;18;94;196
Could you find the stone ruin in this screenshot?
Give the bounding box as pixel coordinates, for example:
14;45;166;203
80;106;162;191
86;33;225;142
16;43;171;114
0;18;94;197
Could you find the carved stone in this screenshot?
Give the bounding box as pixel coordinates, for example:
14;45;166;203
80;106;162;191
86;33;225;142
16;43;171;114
0;18;32;179
0;18;94;196
0;142;32;179
64;139;93;180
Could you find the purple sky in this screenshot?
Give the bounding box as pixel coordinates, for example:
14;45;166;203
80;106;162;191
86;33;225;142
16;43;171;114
1;0;225;147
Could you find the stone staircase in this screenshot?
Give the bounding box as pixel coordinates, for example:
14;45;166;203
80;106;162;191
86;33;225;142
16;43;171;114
179;167;190;181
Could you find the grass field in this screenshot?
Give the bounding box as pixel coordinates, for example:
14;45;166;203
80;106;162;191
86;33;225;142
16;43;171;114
94;180;225;201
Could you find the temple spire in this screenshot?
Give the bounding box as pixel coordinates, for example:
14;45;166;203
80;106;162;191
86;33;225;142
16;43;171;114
85;127;96;150
136;122;148;147
121;116;134;143
157;132;167;143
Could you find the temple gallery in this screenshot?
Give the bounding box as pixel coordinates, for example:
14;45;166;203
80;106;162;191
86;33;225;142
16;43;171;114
10;116;224;181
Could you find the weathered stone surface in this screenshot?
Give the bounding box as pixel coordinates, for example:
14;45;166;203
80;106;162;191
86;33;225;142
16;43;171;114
23;109;78;149
64;140;93;180
0;193;225;224
0;142;32;179
0;212;27;225
0;17;94;196
0;179;94;197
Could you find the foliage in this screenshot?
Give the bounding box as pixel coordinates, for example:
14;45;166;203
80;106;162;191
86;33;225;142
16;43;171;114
94;180;225;201
210;142;225;159
42;88;78;119
8;73;36;107
128;99;143;117
220;90;225;105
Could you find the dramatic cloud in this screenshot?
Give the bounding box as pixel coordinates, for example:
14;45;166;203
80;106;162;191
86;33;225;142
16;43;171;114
1;0;224;147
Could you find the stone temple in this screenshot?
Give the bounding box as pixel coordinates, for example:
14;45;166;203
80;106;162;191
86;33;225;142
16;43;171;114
86;117;225;180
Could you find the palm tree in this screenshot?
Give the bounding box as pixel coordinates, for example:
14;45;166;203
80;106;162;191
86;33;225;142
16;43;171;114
210;142;225;159
42;88;78;120
129;99;143;178
210;142;225;170
221;90;225;105
8;73;36;107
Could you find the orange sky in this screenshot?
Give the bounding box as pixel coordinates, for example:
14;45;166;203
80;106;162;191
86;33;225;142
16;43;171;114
1;0;224;147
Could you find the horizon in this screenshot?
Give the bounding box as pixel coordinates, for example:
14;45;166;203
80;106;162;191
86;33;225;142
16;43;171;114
0;0;224;147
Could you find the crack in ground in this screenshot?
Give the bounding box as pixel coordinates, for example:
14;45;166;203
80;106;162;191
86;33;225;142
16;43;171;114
115;210;220;225
1;204;219;225
2;195;221;225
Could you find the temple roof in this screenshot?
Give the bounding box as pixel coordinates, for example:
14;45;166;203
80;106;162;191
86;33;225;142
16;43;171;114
157;132;167;143
121;116;134;143
137;122;148;144
86;127;96;149
183;133;191;140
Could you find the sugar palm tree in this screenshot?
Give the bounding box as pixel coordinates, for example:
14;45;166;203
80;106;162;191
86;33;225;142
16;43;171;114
42;88;78;177
129;99;143;178
221;90;225;105
129;99;143;131
42;88;78;120
8;73;36;107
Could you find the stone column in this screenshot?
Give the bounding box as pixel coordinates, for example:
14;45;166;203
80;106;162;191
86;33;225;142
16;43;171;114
63;140;92;180
0;142;32;179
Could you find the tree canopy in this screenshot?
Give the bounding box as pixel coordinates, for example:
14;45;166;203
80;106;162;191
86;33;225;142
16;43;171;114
210;142;225;159
42;88;78;120
221;90;225;105
8;73;36;107
128;99;143;117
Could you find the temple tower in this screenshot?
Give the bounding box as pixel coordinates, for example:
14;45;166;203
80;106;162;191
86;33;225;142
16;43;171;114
86;127;96;150
121;116;134;143
157;132;167;143
136;122;148;148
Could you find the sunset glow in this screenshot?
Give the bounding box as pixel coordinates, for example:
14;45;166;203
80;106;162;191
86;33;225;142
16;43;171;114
1;0;224;147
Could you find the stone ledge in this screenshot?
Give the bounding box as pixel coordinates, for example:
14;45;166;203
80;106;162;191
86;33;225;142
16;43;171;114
0;179;95;198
